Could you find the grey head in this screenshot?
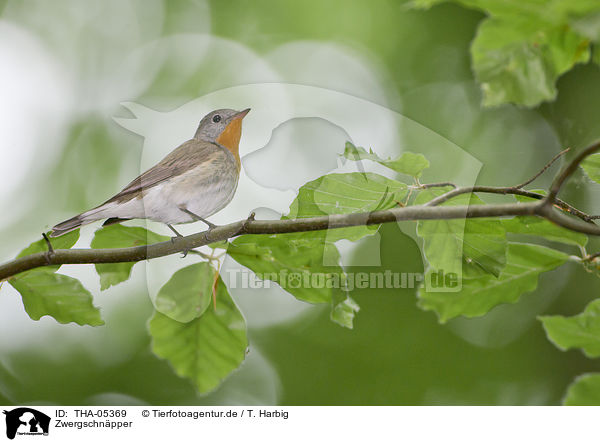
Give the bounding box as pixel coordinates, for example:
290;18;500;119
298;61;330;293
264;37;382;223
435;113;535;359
194;108;250;143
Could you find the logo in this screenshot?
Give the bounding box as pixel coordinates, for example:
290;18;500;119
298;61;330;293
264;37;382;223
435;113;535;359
3;408;50;439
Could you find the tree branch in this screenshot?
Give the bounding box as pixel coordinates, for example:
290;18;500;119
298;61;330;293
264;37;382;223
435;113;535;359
2;141;600;282
0;202;539;281
425;144;597;223
545;141;600;206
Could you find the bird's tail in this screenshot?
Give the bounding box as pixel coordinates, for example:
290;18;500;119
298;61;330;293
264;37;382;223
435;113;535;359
50;213;90;237
50;206;109;237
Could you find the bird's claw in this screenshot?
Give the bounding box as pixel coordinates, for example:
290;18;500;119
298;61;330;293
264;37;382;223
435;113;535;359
204;220;218;230
167;224;184;239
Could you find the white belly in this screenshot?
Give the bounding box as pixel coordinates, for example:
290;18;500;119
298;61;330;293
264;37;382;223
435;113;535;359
87;154;240;225
139;172;239;224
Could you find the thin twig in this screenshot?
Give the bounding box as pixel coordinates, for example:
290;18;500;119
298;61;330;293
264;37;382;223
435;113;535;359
425;186;592;222
425;147;573;209
582;251;600;262
513;148;569;189
545;141;600;207
42;233;54;254
417;182;457;189
424;149;596;223
42;233;55;265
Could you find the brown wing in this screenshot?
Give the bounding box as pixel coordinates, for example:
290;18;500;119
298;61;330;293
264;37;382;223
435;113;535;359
105;139;220;203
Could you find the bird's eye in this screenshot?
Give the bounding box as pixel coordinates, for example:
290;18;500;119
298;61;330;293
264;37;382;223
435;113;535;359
212;115;221;123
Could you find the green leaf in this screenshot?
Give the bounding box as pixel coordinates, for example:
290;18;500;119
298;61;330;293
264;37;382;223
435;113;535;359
507;191;588;247
292;171;407;216
228;169;404;320
228;169;403;325
9;271;103;326
419;243;569;322
207;240;230;250
227;233;344;304
503;216;588;247
342;143;384;164
540;299;600;358
472;18;590;107
461;216;508;277
581;153;600;184
343;143;430;177
572;10;600;42
416;190;508;277
149;277;247;394
409;1;599;107
331;294;360;329
91;224;169;290
385;152;430;178
155;262;215;323
408;0;445;8
10;232;95;325
563;373;600;405
288;171;407;242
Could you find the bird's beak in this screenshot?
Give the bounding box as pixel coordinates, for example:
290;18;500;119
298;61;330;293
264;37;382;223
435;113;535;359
233;108;251;120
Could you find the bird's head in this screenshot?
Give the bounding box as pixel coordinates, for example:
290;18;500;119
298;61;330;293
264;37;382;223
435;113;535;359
194;108;250;161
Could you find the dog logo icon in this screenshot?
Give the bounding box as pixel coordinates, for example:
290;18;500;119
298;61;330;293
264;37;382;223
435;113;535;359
3;408;50;439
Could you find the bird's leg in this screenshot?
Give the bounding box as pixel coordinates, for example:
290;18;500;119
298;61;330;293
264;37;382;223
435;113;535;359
167;224;191;258
180;207;218;230
167;224;183;239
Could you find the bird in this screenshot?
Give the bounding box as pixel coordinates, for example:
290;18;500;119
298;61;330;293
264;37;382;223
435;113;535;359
50;108;250;238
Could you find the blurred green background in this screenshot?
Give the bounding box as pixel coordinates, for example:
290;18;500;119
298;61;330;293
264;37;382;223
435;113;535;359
1;0;600;405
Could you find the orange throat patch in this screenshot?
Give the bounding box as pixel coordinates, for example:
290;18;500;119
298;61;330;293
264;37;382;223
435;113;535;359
216;118;243;168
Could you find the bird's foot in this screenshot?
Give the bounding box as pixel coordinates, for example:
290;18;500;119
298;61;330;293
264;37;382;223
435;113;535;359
166;224;191;257
167;224;184;250
203;219;218;230
167;224;183;240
